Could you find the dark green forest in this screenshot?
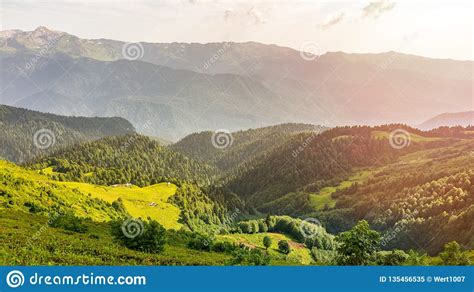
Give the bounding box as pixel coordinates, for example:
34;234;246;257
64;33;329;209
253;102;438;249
31;134;217;187
0;104;134;163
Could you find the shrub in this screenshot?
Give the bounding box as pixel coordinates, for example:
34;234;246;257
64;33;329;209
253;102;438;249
265;214;276;230
263;236;272;249
49;212;88;233
311;249;337;265
212;241;237;253
248;249;271;266
377;250;409;265
111;198;126;213
405;250;428;266
239;220;260;234
111;217;166;254
278;240;291;254
187;234;213;251
24;202;44;213
228;247;271;266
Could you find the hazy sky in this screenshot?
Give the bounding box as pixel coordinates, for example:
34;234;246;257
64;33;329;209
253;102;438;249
1;0;472;60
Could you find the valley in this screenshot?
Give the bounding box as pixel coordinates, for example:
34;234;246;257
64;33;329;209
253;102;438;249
1;112;473;265
0;25;472;267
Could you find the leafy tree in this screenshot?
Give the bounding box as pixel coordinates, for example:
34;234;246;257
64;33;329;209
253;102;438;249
111;217;166;254
377;250;409;266
170;184;227;233
336;220;380;265
278;240;291;254
265;214;276;230
405;250;428;266
258;221;268;233
239;222;252;233
439;241;470;266
263;236;272;250
111;197;126;213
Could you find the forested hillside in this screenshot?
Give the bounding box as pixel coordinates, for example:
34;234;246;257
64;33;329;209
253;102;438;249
171;123;327;172
201;124;473;253
222;125;460;210
0;105;135;163
317;139;474;253
31;134;218;187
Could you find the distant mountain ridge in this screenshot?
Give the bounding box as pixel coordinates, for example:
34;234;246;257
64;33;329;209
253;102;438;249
1;26;472;140
417;111;474;130
0;53;286;141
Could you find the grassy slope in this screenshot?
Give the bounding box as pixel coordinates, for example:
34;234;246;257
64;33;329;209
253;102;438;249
217;233;313;265
0;210;229;265
371;130;440;142
1;160;119;222
0;161;228;265
59;182;181;230
0;160;313;265
1;160;181;229
309;170;371;210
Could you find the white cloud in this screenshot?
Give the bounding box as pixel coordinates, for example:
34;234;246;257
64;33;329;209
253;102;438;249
319;12;345;29
362;0;396;18
223;5;267;25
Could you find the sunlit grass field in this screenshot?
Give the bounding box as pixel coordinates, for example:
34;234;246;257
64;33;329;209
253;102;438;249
371;130;440;142
2;160;181;229
309;170;371;210
58;182;181;230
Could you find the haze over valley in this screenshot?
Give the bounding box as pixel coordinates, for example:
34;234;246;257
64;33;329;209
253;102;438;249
1;27;472;141
1;0;473;267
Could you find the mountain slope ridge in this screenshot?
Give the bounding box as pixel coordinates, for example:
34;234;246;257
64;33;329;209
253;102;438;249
418;111;474;130
0;104;135;163
1;26;472;140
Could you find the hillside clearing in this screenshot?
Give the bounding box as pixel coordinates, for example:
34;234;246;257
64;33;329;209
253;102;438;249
309;170;371;211
217;233;314;265
59;182;181;230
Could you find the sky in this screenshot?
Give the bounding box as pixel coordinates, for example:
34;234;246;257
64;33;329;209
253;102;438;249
0;0;473;60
